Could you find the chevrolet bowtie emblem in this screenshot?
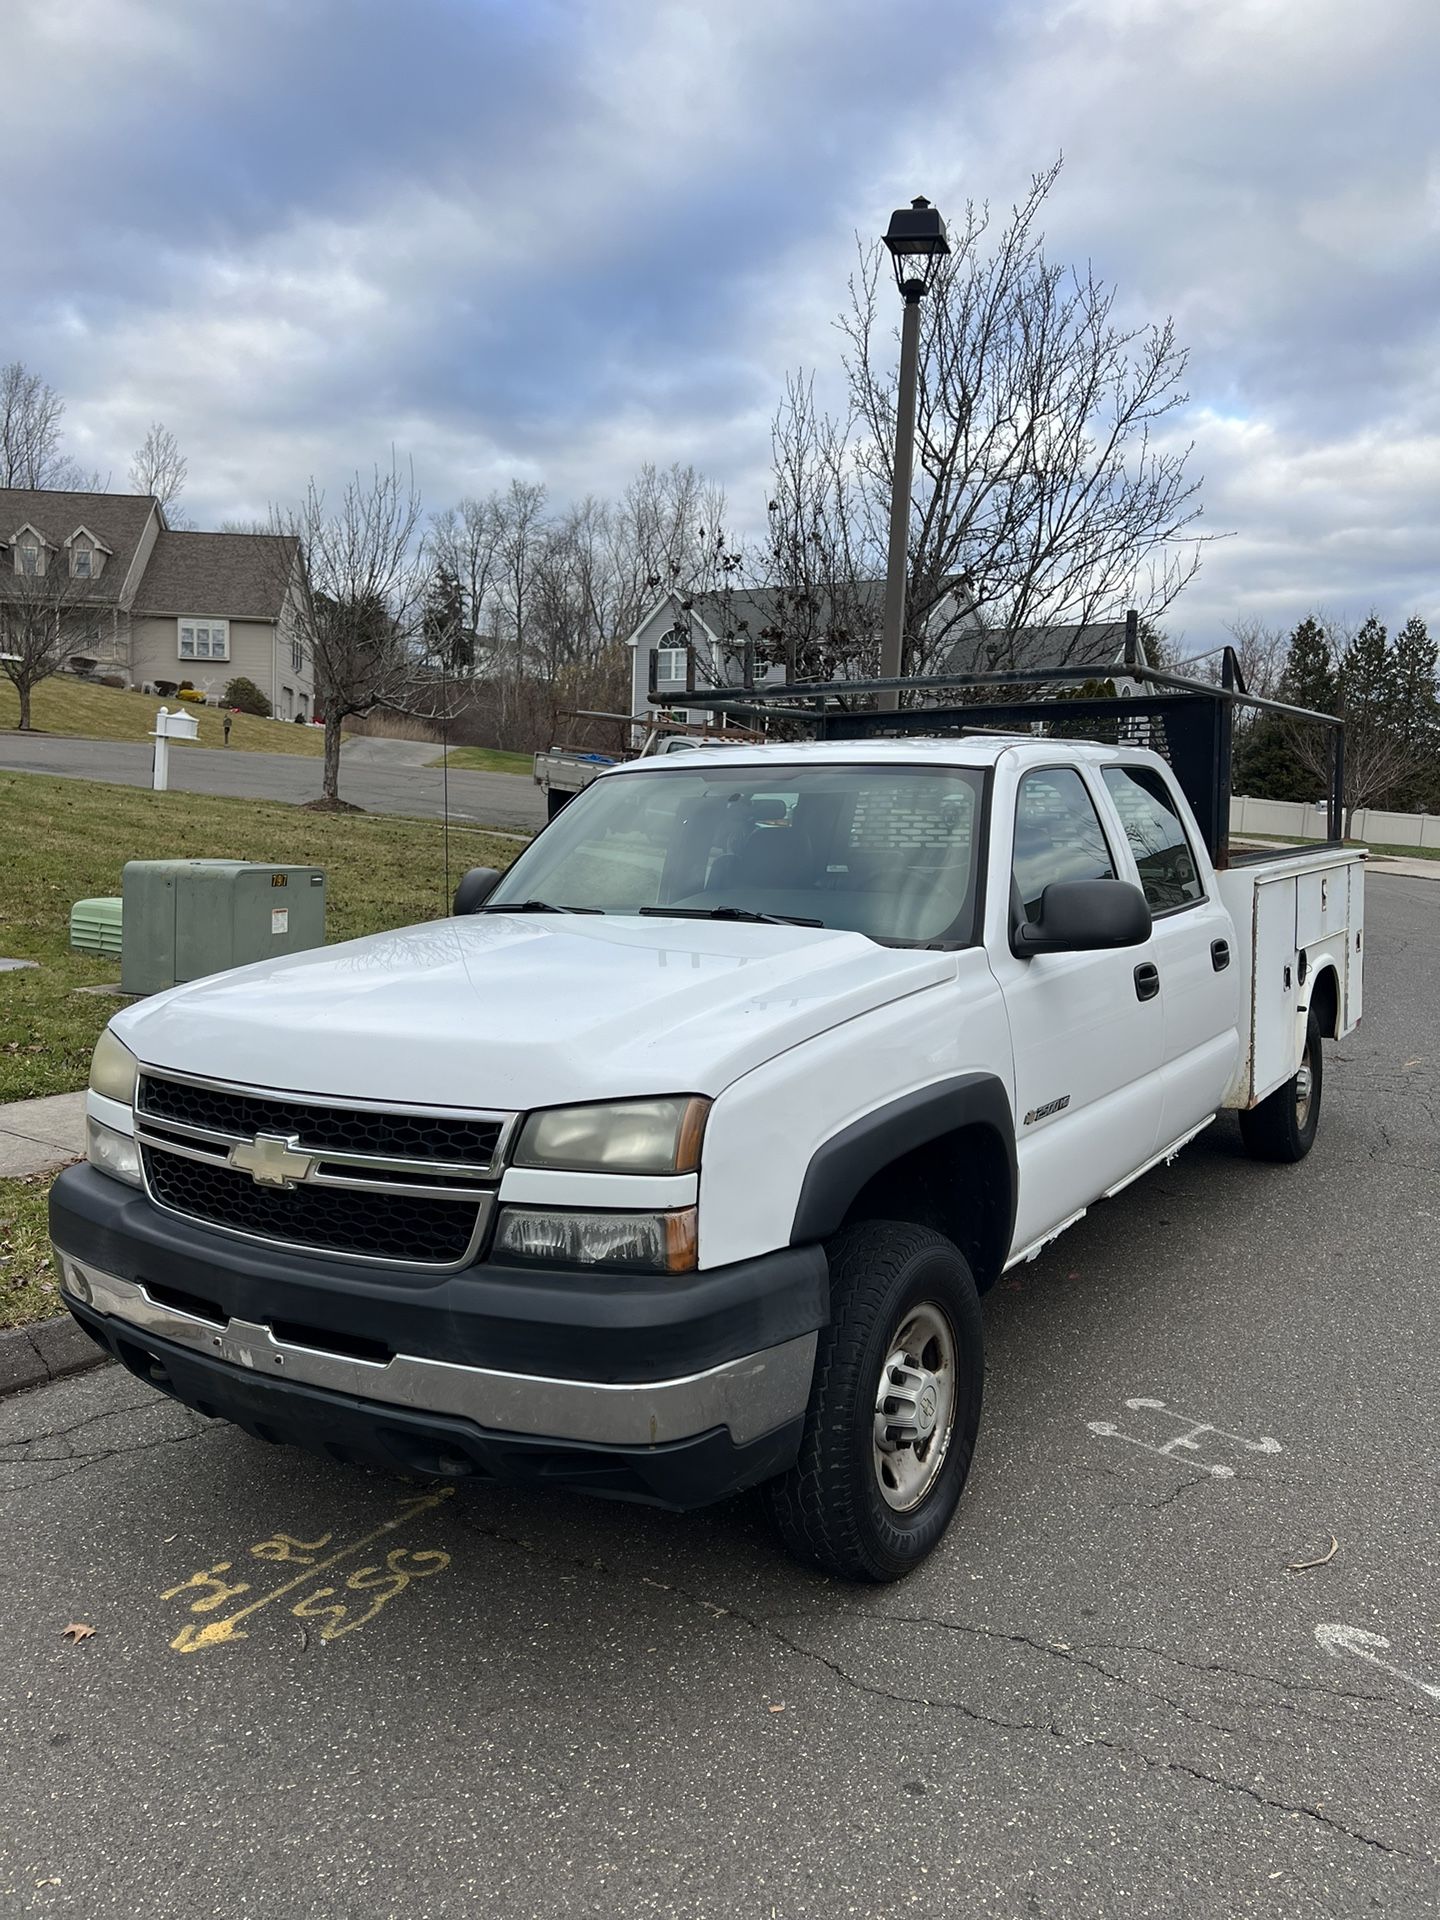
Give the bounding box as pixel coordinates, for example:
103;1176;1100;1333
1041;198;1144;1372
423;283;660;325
228;1133;315;1188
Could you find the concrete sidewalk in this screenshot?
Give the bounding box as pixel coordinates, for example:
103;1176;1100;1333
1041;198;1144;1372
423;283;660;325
0;1090;85;1178
1368;855;1440;881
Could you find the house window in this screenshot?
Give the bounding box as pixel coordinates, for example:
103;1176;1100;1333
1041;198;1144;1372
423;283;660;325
178;618;230;662
73;548;92;578
291;638;303;673
18;544;39;576
655;645;687;684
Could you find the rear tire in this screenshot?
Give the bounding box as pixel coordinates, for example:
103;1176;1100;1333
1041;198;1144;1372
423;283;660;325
1239;1012;1323;1163
767;1221;983;1582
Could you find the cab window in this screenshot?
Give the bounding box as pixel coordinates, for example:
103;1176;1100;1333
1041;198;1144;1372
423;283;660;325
1011;769;1116;922
1101;766;1203;913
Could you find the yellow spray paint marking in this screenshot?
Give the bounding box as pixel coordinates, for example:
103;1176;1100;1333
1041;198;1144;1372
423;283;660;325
163;1487;454;1654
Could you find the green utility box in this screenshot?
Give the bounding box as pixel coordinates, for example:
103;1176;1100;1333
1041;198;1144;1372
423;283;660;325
120;860;326;995
70;897;124;957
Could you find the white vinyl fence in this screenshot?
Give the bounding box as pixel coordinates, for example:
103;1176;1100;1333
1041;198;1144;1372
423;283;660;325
1231;794;1440;850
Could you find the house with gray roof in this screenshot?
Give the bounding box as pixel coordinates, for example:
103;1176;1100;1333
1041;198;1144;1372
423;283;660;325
626;579;1126;723
0;487;312;719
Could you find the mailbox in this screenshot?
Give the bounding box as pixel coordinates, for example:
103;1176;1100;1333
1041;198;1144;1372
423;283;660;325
120;860;326;995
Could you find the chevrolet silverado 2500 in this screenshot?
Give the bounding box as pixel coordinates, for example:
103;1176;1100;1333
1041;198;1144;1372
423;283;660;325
51;698;1363;1581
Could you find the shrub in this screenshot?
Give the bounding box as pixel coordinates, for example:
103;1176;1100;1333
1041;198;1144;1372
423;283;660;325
222;675;272;718
99;675;126;689
177;687;206;704
154;680;179;697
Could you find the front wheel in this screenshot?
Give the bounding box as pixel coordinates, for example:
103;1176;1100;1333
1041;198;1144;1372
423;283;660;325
766;1221;984;1582
1239;1012;1323;1162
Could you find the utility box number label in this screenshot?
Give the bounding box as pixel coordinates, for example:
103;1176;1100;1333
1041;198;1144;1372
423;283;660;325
270;873;287;887
271;908;289;935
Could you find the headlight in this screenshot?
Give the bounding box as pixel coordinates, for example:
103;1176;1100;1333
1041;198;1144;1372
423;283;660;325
514;1097;708;1175
87;1117;142;1188
89;1029;138;1106
493;1206;698;1274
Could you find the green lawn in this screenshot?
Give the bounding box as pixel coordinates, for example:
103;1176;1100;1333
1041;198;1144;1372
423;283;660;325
0;772;520;1103
428;746;534;776
0;1170;65;1330
1;676;325;756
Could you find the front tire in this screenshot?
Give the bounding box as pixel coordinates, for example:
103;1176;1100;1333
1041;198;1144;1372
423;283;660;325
1239;1012;1323;1162
767;1221;984;1582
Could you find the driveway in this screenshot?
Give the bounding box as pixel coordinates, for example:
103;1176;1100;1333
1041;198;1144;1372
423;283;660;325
1;874;1436;1918
0;732;544;832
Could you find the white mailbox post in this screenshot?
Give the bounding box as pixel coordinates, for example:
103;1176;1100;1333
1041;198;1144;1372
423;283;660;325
151;705;201;792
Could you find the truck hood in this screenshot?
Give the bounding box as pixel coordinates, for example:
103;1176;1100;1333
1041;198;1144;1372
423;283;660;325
112;914;956;1108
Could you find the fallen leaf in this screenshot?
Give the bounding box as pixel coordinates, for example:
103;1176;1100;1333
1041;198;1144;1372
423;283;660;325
61;1623;95;1643
1288;1534;1339;1573
768;1703;785;1713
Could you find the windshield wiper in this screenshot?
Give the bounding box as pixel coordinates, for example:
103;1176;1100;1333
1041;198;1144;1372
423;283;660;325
639;906;823;928
479;900;601;915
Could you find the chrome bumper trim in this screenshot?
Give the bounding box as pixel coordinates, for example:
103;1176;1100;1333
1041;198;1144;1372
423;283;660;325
53;1251;817;1449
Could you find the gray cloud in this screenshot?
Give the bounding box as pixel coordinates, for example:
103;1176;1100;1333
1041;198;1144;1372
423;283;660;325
3;0;1436;646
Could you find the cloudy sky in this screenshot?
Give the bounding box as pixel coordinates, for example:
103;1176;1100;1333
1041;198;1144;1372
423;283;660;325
4;0;1437;648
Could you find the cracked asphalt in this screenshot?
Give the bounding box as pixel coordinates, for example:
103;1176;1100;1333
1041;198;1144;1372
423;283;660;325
2;873;1436;1919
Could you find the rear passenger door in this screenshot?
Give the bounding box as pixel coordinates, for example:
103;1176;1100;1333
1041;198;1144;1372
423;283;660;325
1098;764;1240;1144
992;765;1166;1255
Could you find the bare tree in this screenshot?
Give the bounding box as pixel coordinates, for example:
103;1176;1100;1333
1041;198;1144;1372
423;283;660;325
749;373;877;683
427;494;509;673
1223;617;1289;699
832;162;1207;677
129;422;189;518
491;480;547;739
0;361;99;490
609;463;727;644
0;532;104;729
273;459;428;805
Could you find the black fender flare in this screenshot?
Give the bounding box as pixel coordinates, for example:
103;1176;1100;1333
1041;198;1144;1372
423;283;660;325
789;1072;1018;1251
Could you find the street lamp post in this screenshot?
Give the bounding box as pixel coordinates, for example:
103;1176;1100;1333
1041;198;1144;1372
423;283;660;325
877;196;950;711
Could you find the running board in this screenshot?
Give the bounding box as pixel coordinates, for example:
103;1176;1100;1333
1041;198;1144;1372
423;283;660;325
1102;1115;1216;1199
1002;1115;1217;1271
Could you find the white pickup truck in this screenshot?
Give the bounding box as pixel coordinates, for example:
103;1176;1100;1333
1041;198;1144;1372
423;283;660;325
52;728;1363;1581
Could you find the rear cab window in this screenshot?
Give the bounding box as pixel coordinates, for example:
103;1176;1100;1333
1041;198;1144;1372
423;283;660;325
1101;766;1204;913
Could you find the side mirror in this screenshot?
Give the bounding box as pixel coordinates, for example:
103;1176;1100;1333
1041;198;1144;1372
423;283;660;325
452;867;502;916
1013;879;1151;957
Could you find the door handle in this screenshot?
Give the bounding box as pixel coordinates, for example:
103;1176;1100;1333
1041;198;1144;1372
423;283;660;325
1211;939;1230;972
1134;961;1160;1002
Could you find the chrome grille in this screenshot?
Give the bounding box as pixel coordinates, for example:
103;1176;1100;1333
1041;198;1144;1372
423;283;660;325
138;1074;504;1169
134;1072;514;1270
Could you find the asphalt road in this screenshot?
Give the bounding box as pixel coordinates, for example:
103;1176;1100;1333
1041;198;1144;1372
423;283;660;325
2;874;1436;1919
0;731;546;832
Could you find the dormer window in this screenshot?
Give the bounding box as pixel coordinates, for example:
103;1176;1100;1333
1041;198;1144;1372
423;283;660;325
62;527;109;579
18;543;40;576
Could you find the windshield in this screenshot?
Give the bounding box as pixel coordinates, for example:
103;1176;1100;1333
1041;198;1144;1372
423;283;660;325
487;764;986;945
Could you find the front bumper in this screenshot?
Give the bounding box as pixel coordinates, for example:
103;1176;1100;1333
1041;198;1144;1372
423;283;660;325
50;1164;826;1509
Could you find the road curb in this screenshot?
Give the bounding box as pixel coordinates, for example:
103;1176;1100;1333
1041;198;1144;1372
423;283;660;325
0;1312;110;1399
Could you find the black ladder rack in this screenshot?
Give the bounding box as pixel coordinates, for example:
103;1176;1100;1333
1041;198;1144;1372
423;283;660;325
648;610;1345;869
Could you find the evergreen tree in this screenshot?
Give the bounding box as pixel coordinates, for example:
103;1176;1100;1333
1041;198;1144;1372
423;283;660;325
1280;615;1337;713
422;564;471;673
1236;615;1336;802
1388;614;1440;810
1338;615;1398;723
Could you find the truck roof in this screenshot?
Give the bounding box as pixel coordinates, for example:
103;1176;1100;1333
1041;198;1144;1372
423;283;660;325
601;734;1167;777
